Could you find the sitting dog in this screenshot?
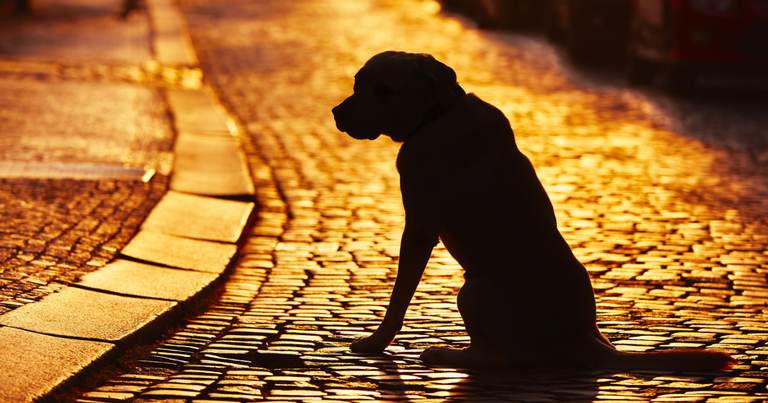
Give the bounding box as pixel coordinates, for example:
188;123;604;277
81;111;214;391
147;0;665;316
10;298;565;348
332;51;735;371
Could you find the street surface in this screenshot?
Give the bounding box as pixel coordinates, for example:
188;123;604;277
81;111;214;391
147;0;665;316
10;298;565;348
0;0;173;315
0;0;174;170
72;0;767;401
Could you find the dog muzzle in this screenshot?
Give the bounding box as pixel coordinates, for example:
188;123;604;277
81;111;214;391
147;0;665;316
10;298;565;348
332;104;381;140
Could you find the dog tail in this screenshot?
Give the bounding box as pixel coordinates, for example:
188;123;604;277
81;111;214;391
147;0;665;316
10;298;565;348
600;348;736;372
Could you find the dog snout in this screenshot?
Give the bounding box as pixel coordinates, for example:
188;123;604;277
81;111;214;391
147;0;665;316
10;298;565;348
332;97;380;140
332;103;347;132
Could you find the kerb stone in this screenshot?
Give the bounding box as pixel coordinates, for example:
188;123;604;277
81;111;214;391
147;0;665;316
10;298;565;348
166;89;230;134
0;287;176;343
141;191;254;243
78;259;219;302
120;230;237;273
0;327;115;403
171;132;255;197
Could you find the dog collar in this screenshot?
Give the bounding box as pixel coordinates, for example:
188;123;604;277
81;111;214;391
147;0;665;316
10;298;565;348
406;84;466;140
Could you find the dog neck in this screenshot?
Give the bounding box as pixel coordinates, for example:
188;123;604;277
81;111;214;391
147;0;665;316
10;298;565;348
405;84;466;140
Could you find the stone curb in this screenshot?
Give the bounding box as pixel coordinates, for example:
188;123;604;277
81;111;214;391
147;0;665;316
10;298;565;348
0;1;256;401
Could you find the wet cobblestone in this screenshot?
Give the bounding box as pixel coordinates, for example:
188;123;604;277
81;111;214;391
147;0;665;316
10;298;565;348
77;0;768;401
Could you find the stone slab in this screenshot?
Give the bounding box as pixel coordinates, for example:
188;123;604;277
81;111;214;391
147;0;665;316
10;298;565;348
167;89;230;134
0;327;115;403
0;287;176;343
78;259;220;302
0;161;149;181
0;78;174;172
146;0;198;66
120;230;237;273
141;191;254;243
171;132;255;197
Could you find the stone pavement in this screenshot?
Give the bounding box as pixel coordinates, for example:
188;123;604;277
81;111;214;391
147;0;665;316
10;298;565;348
69;0;768;402
0;0;173;316
0;0;255;401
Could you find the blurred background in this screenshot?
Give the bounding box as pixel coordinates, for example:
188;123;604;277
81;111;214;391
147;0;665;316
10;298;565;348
432;0;768;157
440;0;768;94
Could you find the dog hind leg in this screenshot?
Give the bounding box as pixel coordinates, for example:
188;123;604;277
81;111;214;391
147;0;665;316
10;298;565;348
421;277;542;367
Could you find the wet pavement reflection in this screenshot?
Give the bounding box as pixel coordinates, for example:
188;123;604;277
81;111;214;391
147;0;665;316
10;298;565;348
77;0;768;401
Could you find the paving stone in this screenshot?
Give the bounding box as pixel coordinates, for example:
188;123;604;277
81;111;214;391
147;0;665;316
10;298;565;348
140;191;254;243
171;132;255;197
120;230;237;273
140;388;201;398
0;327;115;403
267;389;325;397
0;286;176;343
147;0;198;66
81;390;135;400
166;89;229;134
77;258;219;301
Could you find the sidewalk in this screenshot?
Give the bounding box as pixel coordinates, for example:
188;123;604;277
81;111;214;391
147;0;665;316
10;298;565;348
0;0;256;401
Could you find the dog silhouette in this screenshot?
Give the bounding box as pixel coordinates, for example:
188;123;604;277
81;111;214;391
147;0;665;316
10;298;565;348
332;51;734;371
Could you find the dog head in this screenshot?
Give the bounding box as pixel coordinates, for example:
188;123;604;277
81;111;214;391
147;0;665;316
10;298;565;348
332;51;460;142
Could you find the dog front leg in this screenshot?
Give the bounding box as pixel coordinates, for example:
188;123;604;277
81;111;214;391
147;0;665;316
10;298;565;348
350;228;436;353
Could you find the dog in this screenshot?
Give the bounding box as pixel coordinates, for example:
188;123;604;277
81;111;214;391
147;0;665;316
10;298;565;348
332;51;735;371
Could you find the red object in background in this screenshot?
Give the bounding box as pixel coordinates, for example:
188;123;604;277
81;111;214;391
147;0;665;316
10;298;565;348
627;0;768;90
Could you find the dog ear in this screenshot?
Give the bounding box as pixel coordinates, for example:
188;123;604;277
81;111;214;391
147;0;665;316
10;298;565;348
413;54;459;109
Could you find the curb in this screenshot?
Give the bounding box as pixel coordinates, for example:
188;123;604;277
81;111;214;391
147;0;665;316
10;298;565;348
0;1;256;401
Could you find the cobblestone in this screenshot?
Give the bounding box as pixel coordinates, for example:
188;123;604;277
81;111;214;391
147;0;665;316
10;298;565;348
0;177;167;315
76;0;768;401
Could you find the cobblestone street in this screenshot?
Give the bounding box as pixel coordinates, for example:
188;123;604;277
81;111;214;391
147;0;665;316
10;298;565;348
77;0;768;401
